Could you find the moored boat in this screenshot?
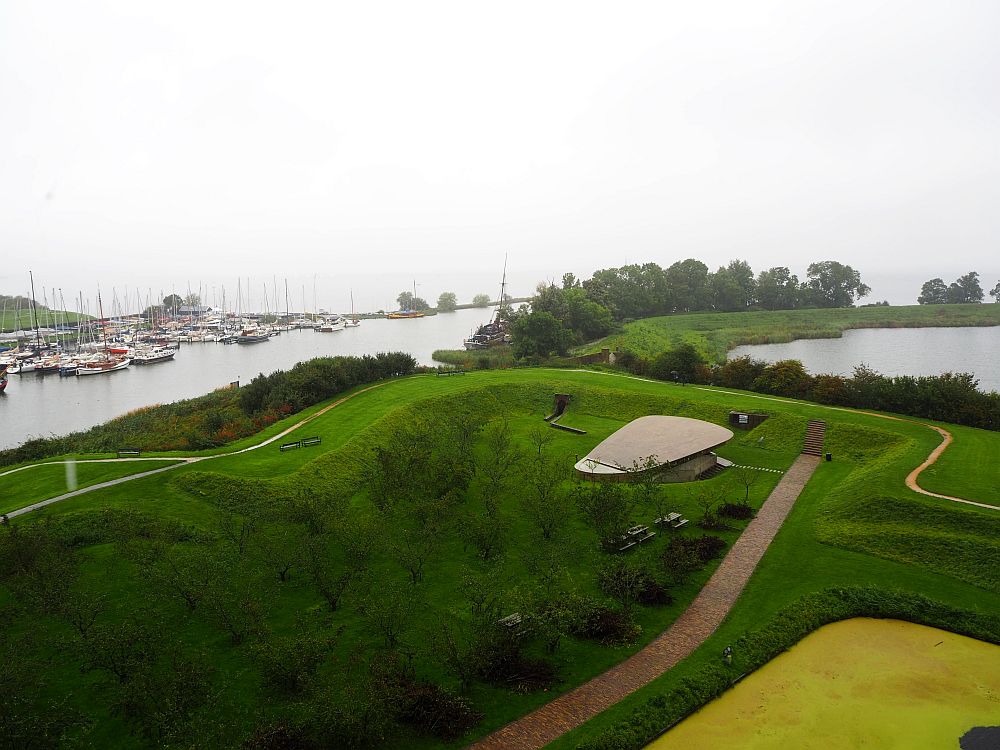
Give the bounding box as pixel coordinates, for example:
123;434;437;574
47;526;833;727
235;329;270;344
316;316;345;332
78;357;130;375
131;347;177;365
463;257;512;350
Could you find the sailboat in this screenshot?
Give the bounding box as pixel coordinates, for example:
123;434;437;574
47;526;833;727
387;281;426;319
464;257;512;350
344;290;361;328
0;365;8;393
77;292;131;375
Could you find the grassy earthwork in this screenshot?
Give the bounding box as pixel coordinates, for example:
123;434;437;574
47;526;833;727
0;459;184;515
2;368;999;749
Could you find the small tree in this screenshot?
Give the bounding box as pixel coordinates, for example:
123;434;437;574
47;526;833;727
472;293;491;307
462;512;509;561
392;526;439;585
521;458;572;541
358;582;417;649
436;292;458;312
597;559;646;617
477;418;521;517
695;487;725;529
732;464;761;504
917;278;948;305
575;478;634;552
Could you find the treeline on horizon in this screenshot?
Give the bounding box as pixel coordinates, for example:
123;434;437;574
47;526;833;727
917;271;1000;305
507;259;875;358
0;352;417;467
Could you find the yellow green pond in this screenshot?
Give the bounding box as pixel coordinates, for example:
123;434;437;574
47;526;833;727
650;618;1000;749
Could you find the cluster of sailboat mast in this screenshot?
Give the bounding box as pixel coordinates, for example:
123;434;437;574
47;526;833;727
0;273;362;379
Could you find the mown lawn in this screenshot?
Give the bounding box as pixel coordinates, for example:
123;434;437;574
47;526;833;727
0;459;183;515
3;369;998;749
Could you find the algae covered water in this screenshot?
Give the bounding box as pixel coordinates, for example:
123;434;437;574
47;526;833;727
649;618;1000;750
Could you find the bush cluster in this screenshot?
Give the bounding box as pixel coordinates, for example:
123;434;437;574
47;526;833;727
616;348;999;431
718;501;755;520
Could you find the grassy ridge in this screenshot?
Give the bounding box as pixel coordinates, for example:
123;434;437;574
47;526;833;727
3;370;999;749
0;459;183;514
578;304;1000;362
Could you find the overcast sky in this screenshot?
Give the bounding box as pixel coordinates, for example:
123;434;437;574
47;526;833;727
2;0;999;311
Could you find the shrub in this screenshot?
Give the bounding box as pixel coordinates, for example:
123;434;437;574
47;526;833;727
397;681;482;739
575;604;641;646
718;501;755;520
637;574;673;607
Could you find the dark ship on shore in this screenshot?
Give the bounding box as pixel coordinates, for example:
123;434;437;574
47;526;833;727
463;260;512;350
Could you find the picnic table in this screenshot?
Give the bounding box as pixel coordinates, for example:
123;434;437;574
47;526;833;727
654;513;681;527
617;524;656;552
654;512;689;530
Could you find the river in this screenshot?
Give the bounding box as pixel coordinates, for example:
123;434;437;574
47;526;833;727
0;307;493;450
728;326;1000;393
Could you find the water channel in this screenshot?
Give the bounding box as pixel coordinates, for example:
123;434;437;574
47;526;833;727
728;326;1000;393
0;307;493;450
4;320;998;452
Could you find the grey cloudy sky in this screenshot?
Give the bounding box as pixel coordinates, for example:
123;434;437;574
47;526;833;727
2;0;999;311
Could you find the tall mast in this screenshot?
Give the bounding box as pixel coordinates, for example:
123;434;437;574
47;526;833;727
97;290;110;359
28;270;41;352
496;252;508;321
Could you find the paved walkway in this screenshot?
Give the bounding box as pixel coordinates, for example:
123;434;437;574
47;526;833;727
469;453;821;750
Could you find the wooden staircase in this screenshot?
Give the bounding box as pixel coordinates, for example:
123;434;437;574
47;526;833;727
802;420;826;456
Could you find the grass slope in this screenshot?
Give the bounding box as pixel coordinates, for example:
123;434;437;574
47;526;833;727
3;370;999;749
0;459;183;515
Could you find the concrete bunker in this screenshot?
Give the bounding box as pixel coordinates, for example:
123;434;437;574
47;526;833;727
574;415;734;482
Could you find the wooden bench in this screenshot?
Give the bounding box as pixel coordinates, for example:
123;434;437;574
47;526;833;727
279;441;301;451
671;518;689;530
117;448;141;458
301;436;322;447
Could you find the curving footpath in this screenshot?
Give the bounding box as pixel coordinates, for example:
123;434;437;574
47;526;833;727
468;454;821;750
4;381;391;519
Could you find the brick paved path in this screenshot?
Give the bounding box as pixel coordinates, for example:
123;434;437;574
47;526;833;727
469;454;821;750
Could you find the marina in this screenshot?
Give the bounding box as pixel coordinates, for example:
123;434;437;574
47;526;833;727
0;306;495;451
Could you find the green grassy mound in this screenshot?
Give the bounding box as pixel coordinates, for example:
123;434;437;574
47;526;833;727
1;369;998;749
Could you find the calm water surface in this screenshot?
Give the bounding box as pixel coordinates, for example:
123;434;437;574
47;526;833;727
728;326;1000;393
0;307;493;450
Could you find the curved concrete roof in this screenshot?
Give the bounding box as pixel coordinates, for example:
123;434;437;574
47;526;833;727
574;415;733;476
